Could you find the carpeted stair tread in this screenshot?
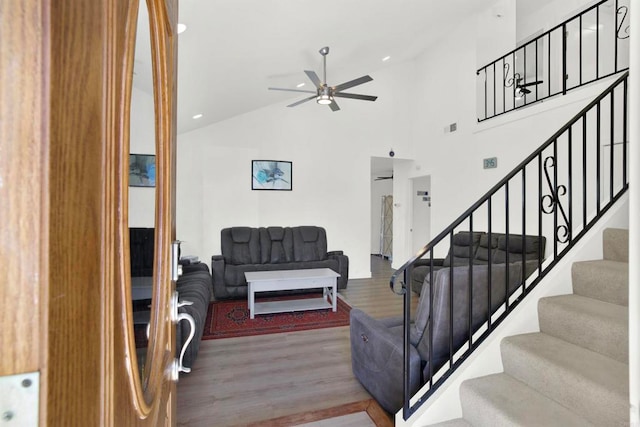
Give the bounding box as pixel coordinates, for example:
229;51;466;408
501;332;628;426
571;259;628;306
458;373;593;427
426;418;473;427
538;294;628;363
603;228;628;262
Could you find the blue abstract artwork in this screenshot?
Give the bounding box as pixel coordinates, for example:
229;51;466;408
129;154;156;187
252;160;292;191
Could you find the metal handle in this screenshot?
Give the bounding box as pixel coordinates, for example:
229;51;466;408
167;292;195;381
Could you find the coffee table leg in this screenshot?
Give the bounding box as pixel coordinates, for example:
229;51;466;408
331;283;337;312
249;282;255;319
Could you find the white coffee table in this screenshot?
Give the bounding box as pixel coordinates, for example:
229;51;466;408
244;268;340;319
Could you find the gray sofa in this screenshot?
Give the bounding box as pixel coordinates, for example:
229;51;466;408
176;262;213;369
350;231;545;413
410;231;545;294
211;226;349;299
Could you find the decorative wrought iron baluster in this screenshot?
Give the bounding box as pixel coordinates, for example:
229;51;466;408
617;6;630;40
503;63;521;88
541;156;571;243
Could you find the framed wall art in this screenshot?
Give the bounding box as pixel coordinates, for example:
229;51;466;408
129;153;156;187
251;160;292;191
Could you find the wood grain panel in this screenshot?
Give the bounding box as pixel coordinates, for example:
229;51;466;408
0;0;49;377
48;0;109;423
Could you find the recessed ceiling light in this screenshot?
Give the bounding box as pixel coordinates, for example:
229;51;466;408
177;23;187;34
296;83;305;88
192;113;203;119
382;56;391;62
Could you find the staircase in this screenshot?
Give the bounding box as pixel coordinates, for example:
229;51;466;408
429;228;629;426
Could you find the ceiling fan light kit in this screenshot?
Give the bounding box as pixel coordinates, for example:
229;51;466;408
268;46;377;111
317;86;333;105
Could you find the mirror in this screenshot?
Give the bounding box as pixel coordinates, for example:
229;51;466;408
128;0;157;383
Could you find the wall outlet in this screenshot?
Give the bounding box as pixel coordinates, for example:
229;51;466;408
449;123;457;132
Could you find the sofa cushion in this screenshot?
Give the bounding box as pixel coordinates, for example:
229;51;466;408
494;235;544;263
474;234;499;263
292;226;328;262
442;231;483;266
413;262;523;367
259;227;294;264
221;227;261;265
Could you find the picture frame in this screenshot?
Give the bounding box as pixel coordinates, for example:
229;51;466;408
129;153;156;187
252;160;292;191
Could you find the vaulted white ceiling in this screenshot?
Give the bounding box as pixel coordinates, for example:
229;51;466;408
135;0;502;134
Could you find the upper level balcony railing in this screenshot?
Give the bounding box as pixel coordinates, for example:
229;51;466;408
477;0;629;122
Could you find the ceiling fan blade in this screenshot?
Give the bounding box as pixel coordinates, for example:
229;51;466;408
329;100;340;112
333;75;373;92
519;80;544;87
287;95;316;108
268;87;316;94
304;70;322;88
333;92;377;102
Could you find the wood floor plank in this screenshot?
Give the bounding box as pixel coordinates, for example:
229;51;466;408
177;256;413;426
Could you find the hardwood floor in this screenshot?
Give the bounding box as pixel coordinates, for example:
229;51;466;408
177;256;411;426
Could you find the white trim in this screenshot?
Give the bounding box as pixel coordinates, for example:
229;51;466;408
628;0;639;423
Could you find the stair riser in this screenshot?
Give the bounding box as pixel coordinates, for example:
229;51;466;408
459;374;592;427
501;335;628;426
571;260;628;306
538;296;628;363
603;228;629;262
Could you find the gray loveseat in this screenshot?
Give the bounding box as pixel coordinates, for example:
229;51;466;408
350;231;545;413
211;226;349;299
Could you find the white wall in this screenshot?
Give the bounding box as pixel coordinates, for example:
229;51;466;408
129;86;156;227
176;61;416;279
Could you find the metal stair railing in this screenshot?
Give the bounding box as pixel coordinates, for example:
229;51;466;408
391;70;629;421
477;0;629;122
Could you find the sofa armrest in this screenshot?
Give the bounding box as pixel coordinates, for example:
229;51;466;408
210;255;229;299
413;257;445;268
350;308;421;413
327;251;349;289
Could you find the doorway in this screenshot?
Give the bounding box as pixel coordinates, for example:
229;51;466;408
371;157;394;260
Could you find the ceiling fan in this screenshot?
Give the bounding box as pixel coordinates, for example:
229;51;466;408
268;46;377;111
375;174;393;181
514;76;543;98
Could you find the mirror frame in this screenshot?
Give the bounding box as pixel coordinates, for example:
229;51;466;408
120;0;178;418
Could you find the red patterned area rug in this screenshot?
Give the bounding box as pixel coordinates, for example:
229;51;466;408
202;294;351;340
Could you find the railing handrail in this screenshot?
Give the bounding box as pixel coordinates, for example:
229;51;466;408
390;70;629;294
476;0;609;73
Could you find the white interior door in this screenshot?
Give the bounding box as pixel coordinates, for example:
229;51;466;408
411;175;431;254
